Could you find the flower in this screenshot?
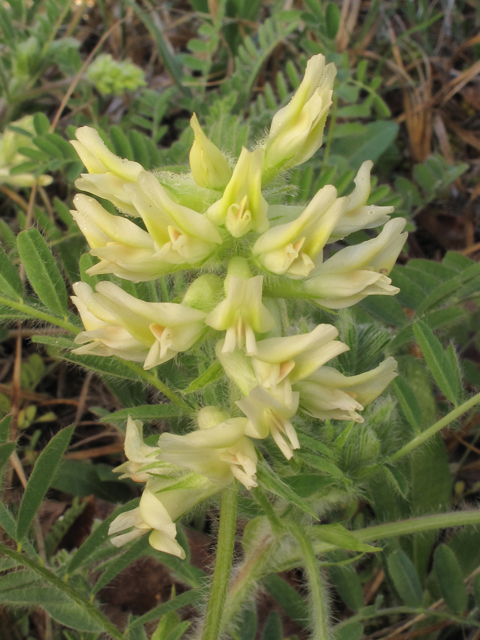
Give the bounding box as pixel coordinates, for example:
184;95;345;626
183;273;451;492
71;194;178;282
71;281;207;369
236;385;300;460
207;147;269;238
124;171;223;265
252;185;348;278
302;218;407;308
71;126;143;215
205;265;275;355
109;473;222;558
263;54;336;179
328;161;394;242
157;408;257;489
295;357;398;422
252;324;350;392
113;416;175;483
189;114;232;190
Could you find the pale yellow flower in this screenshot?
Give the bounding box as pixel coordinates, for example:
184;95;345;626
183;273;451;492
295;357;398;422
207;147;269;238
252;186;348;278
109;473;223;558
124;171;223;265
303;218;407;308
205;273;275;355
71;126;143;215
72;281;207;369
157;411;257;489
263;54;336;179
329;161;394;242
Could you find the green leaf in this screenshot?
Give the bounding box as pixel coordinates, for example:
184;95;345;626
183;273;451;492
256;461;317;518
0;442;16;486
262;574;308;627
333;623;364;640
33;113;50;135
165;621;191;640
383;464;409;498
183;361;224;393
43;601;103;632
0;415;11;444
392;378;421;432
434;544;467;614
93;537;150;595
412;321;459;405
128;590;201;629
312;523;379;553
262;611;282;640
0;246;22;300
387;549;423;607
331;121;399;170
67;499;139;575
295;450;344;478
16;426;74;542
329;564;364;611
325;2;340;37
474;574;480;609
17;228;68;317
0;544;124;639
105;404;185;426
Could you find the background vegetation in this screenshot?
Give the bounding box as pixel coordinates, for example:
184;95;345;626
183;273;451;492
0;1;480;639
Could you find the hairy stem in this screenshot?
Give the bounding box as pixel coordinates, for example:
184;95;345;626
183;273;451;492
291;523;329;639
390;391;480;463
120;361;193;411
0;295;81;334
223;509;480;621
201;484;238;640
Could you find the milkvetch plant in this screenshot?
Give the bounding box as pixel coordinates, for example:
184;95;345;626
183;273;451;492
3;47;480;640
66;52;408;635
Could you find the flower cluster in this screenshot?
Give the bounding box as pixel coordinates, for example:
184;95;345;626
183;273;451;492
69;54;407;558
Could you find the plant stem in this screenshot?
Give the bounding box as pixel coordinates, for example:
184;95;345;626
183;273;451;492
390;392;480;463
0;295;81;334
291;523;329;639
225;509;480;621
201;484;238;640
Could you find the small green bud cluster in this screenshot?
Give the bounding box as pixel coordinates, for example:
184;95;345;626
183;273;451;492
86;53;146;96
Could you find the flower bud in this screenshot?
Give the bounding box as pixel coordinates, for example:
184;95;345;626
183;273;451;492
182;274;224;313
328;161;394;241
207;147;269;238
124;171;223;266
252;186;348;278
263;55;336;180
302;218;407;308
72;281;207;369
189;114;232;190
205;271;275;355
